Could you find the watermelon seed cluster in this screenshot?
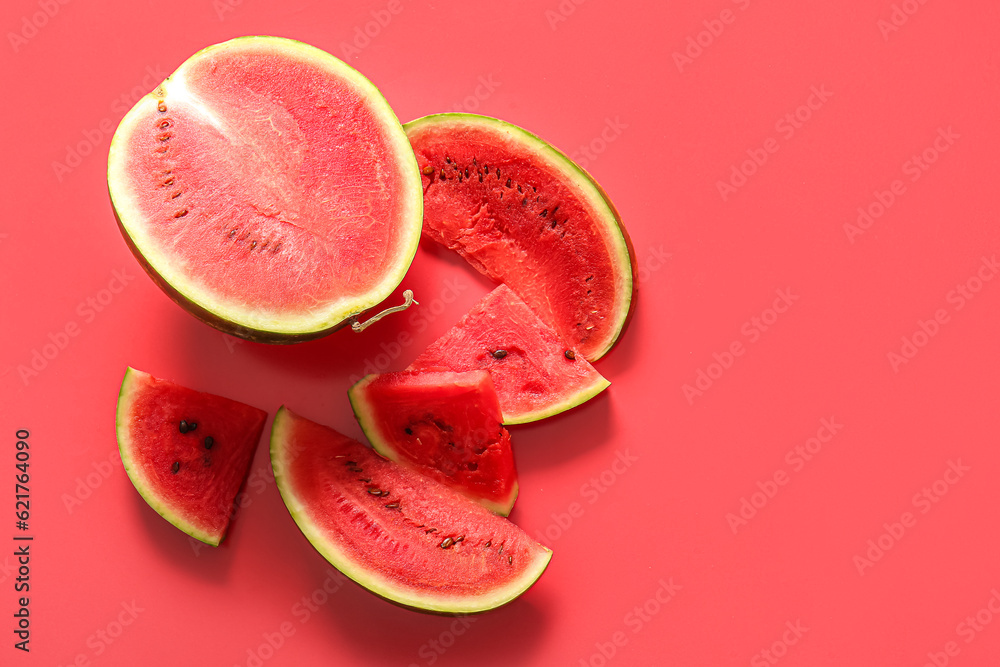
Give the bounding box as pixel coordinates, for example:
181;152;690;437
151;104;190;220
173;420;218;471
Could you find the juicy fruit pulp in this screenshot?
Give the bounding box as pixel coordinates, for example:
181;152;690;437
405;113;636;361
409;284;610;424
108;36;423;342
349;370;518;515
116;367;268;546
270;408;551;613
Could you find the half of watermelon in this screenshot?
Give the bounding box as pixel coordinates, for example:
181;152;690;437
348;369;518;515
409;284;610;424
270;407;551;614
116;367;268;546
406;113;636;361
108;36;423;342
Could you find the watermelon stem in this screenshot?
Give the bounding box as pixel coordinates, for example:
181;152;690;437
351;290;418;333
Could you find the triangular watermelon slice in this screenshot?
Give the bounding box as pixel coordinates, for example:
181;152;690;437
348;369;518;515
116;367;267;546
409;284;609;424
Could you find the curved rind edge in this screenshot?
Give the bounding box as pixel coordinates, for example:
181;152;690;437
115;367;222;546
403;112;638;361
270;406;550;614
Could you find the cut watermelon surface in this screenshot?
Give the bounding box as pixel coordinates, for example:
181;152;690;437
116;367;268;546
409;284;610;424
270;408;551;614
349;370;518;515
108;36;423;341
405;113;636;361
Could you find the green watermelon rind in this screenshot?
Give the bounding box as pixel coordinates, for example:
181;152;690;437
269;406;552;614
116;367;222;546
404;112;638;362
504;374;611;425
108;36;423;343
347;371;520;516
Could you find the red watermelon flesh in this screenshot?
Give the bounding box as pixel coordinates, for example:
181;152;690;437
409;284;609;424
270;408;551;614
405;113;636;361
116;367;268;546
349;370;518;515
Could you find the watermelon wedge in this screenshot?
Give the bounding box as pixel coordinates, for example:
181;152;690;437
270;408;551;614
409;284;610;424
108;36;423;342
116;367;268;546
348;370;518;515
405;113;636;361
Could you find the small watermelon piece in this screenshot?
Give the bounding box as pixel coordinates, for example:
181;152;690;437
405;113;637;361
270;407;551;614
348;370;518;515
409;284;610;424
116;367;267;546
108;36;422;342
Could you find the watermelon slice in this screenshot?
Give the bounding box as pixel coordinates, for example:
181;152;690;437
409;284;610;424
116;367;268;546
108;36;423;342
405;113;636;361
348;370;518;515
270;408;551;614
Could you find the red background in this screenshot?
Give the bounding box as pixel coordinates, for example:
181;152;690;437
3;1;1000;665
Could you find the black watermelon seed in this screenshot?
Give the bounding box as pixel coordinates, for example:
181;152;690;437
204;436;214;449
404;427;413;435
384;501;400;509
564;349;576;360
492;349;508;360
179;420;189;433
440;537;454;549
367;487;384;496
171;461;180;474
